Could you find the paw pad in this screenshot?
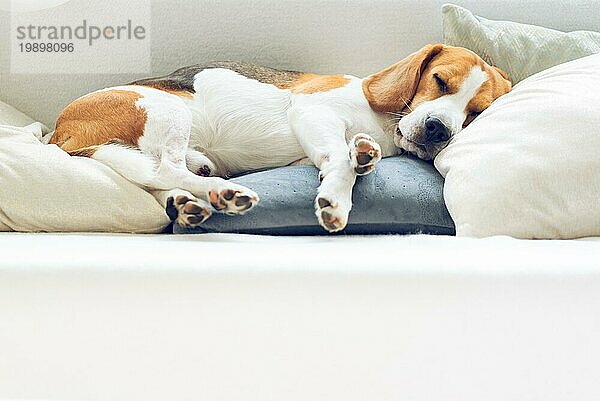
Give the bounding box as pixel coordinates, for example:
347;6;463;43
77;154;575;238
208;187;259;215
167;195;212;228
196;165;212;177
350;134;382;176
315;196;346;233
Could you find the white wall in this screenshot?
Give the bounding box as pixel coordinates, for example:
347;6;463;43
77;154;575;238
1;0;599;127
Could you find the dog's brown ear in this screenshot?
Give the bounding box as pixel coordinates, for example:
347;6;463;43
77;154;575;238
493;65;510;81
363;43;444;113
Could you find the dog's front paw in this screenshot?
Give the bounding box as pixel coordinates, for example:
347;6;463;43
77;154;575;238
166;195;212;228
349;133;381;175
208;182;260;215
315;194;350;233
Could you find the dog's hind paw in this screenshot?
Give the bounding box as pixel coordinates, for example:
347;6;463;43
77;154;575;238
167;195;213;228
208;183;260;216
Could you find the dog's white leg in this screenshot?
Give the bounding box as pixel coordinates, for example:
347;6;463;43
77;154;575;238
148;159;259;217
289;105;357;232
149;149;259;217
176;174;259;215
147;159;259;216
149;141;259;216
151;188;213;228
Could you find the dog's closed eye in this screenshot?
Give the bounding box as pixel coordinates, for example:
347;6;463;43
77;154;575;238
433;73;448;94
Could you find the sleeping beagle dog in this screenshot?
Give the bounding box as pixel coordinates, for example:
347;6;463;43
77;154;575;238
50;44;511;232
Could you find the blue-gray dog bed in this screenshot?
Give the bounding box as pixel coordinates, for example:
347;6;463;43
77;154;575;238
174;155;455;235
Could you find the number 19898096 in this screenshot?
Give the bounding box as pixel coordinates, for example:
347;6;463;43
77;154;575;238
19;42;74;52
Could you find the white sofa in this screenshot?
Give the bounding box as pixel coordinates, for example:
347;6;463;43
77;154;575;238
2;1;600;400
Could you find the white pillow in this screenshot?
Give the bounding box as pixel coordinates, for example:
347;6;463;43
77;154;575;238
0;102;34;232
0;123;170;233
435;54;600;239
0;99;36;127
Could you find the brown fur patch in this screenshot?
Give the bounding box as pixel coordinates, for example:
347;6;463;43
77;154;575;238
50;89;148;154
284;73;350;94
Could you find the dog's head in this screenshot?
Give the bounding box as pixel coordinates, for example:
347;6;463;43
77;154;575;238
363;44;512;160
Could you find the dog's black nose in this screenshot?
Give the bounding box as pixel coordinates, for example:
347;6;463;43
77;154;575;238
424;117;450;143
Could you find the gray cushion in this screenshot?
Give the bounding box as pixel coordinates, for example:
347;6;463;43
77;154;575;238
174;156;455;235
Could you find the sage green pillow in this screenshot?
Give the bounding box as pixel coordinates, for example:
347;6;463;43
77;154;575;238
442;4;600;83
